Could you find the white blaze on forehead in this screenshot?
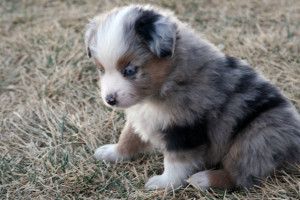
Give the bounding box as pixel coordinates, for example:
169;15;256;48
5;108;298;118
93;7;133;70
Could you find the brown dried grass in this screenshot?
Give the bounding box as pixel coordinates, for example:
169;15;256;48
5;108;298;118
0;0;300;199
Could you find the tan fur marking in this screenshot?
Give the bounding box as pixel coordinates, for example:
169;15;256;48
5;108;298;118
165;149;202;163
206;169;235;189
115;124;150;156
93;58;104;71
165;152;190;163
116;54;133;72
145;58;173;88
136;57;173;96
223;139;243;170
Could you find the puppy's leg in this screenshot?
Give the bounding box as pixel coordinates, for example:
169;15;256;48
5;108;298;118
223;124;300;189
94;122;150;162
145;152;200;190
187;169;234;190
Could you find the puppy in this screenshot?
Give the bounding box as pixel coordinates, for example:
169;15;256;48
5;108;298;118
84;5;300;190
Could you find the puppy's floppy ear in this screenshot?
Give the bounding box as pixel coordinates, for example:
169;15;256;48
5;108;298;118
84;20;97;58
134;9;176;58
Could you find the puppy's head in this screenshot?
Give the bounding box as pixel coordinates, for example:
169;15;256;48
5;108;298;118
84;5;177;108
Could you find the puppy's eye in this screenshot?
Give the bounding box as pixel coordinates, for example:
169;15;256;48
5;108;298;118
123;65;138;77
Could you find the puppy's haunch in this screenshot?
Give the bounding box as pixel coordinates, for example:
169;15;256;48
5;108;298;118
84;5;300;190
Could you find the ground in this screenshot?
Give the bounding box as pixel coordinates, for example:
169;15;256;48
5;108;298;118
1;0;300;199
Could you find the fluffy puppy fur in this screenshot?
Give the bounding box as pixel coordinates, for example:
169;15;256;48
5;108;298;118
84;5;300;190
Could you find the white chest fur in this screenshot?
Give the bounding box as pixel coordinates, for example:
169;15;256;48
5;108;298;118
126;102;172;149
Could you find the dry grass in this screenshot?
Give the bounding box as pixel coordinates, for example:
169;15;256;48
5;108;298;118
1;0;300;199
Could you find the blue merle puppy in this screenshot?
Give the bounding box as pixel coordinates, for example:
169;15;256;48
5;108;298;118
84;5;300;190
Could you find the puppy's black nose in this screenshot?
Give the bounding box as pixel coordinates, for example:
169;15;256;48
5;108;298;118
105;94;117;106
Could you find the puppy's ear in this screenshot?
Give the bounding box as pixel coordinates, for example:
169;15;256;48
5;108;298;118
84;20;97;58
134;10;176;58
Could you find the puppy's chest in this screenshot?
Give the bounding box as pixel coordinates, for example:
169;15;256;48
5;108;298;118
126;103;172;148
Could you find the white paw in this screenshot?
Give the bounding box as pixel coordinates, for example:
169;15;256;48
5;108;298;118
93;144;130;163
145;174;185;190
186;171;210;190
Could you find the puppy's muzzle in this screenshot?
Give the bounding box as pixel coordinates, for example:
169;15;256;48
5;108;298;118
105;94;117;106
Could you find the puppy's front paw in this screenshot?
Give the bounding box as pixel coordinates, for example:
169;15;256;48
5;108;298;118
145;175;185;190
93;144;130;163
186;171;210;190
